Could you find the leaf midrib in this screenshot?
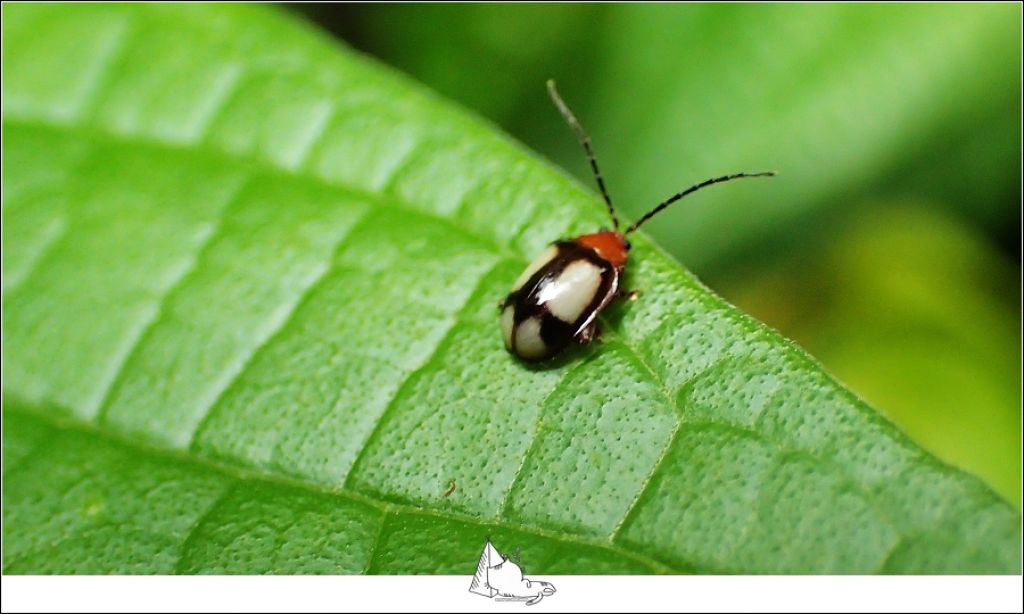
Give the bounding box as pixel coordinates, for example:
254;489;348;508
2;400;676;574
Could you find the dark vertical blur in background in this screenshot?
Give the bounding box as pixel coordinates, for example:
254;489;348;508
289;4;1022;506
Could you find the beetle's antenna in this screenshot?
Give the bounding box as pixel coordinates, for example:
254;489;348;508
547;79;619;230
625;171;776;235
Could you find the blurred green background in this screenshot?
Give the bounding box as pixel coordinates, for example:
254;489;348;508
291;4;1021;506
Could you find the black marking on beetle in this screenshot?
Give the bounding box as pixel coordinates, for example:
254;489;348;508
539;313;573;348
503;242;573;309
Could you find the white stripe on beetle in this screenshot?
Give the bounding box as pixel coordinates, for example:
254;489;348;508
511;245;559;292
514;316;549;360
537;259;603;323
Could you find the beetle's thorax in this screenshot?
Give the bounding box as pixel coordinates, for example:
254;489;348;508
575;231;629;269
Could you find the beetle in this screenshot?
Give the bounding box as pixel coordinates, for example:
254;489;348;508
500;80;774;362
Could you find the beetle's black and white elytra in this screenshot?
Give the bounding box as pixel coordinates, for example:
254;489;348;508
501;237;623;360
501;80;774;362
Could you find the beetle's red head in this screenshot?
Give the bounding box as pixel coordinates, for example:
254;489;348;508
576;230;630;268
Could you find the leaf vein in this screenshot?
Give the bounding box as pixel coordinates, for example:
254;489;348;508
186;207;373;448
94;175;252;424
1;214;69;299
173;482;240;574
360;507;390;574
341;260;504;489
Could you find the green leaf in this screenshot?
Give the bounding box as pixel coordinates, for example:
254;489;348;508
718;203;1022;507
2;4;1019;574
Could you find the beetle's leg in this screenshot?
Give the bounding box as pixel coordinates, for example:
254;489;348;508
617;289;641;302
574;321;600;345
